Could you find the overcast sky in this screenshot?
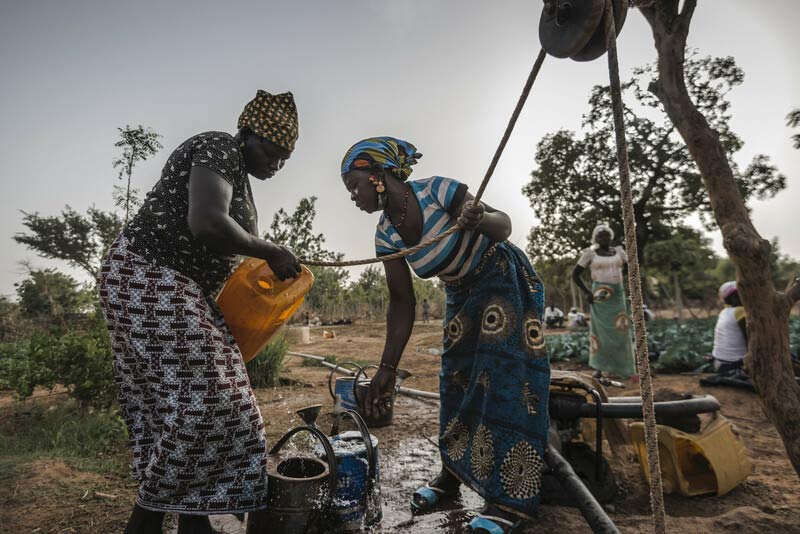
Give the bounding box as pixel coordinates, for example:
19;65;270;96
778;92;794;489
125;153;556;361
1;0;797;297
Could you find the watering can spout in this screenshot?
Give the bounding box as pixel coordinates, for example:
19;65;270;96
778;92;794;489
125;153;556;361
296;404;323;427
396;369;412;388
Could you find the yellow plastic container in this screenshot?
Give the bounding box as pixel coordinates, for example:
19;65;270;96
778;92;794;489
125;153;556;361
629;415;751;497
216;258;314;363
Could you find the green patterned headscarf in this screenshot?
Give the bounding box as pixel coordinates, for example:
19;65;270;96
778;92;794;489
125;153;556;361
340;136;422;181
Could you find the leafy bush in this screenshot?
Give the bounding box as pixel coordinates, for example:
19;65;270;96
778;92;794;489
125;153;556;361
648;318;715;373
246;334;289;388
545;317;800;373
545;331;590;363
0;333;58;398
54;323;117;408
0;312;116;408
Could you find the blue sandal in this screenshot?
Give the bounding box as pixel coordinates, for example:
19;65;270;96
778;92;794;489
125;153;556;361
410;485;455;513
469;514;523;533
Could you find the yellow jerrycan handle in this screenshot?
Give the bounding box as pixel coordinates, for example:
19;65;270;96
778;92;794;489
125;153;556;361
217;258;314;364
245;258;278;293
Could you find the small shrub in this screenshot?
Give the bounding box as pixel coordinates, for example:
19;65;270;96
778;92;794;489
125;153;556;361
0;333;58;398
246;334;289;388
546;331;590;363
54;326;117;408
0;312;116;409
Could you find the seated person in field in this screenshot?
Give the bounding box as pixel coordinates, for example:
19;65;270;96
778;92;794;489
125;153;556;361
567;307;587;330
711;281;748;374
544;301;564;328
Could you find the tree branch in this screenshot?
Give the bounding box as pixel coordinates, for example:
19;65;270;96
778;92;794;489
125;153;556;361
786;275;800;306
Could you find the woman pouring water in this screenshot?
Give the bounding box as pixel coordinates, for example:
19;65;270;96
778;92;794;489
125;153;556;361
339;136;550;534
98;90;301;534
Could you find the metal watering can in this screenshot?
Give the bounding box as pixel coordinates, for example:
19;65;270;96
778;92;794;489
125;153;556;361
327;362;411;428
249;423;337;534
307;408;382;531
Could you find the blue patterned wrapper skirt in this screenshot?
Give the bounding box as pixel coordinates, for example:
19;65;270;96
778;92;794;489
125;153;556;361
439;242;550;519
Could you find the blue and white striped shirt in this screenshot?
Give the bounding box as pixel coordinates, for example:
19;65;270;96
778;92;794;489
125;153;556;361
375;177;492;281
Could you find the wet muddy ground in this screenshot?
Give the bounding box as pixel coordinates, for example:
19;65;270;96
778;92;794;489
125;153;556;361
181;322;800;533
3;323;800;533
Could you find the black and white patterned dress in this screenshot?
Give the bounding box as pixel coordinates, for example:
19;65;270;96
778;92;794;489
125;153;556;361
98;132;269;514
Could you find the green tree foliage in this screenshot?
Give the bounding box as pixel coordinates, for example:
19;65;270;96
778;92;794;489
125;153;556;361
529;256;577;311
15;124;162;280
14;268;92;324
645;227;718;302
788;109;800;149
0;296;25;342
0;311;116;408
711;238;800;295
263;196;350;314
411;277;446;319
345;265;446;320
769;239;800;289
350;266;389;313
112;125;163;223
524;53;786;265
14;206;123;279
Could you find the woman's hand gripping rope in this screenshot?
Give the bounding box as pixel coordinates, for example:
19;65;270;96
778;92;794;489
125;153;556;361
458;200;485;230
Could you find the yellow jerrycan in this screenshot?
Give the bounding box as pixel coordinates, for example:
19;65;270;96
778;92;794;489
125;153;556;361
216;258;314;363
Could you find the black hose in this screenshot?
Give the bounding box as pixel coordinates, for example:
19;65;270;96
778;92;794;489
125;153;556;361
579;394;720;419
544;445;620;534
587;388;603;481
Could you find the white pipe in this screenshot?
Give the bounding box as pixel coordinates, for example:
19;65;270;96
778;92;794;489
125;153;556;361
287;351;440;400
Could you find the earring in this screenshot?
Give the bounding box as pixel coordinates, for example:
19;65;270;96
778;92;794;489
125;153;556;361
369;175;386;193
377;192;387;210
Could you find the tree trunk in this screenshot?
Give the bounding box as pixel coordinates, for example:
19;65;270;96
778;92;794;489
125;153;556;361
673;271;683;322
639;0;800;476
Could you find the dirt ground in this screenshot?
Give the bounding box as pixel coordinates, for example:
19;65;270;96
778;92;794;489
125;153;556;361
2;322;799;533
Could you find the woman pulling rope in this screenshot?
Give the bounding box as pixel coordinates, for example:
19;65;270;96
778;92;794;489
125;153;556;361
340;136;550;533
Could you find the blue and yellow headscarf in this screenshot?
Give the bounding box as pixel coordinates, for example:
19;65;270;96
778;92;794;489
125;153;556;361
340;136;422;181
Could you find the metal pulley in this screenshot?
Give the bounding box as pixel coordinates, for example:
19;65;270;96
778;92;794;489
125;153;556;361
539;0;629;61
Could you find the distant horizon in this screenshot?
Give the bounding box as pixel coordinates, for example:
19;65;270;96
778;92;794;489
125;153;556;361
1;0;798;298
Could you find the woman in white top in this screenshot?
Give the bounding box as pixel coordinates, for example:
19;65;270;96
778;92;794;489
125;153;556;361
571;224;636;378
711;281;748;372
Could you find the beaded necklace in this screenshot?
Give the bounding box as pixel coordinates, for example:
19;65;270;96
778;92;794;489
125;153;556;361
386;188;410;228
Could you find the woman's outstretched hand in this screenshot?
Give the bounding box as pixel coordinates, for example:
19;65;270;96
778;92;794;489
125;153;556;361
458;200;485;230
364;367;396;418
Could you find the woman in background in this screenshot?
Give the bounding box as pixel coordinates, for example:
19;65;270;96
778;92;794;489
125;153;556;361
572;224;635;379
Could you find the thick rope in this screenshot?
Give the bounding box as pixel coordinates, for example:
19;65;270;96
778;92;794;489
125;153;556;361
300;48;548;267
603;2;667;533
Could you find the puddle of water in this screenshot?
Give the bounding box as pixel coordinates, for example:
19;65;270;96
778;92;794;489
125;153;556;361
166;434;488;534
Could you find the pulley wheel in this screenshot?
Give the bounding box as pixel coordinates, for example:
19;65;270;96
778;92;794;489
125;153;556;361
539;0;606;59
570;0;629;62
